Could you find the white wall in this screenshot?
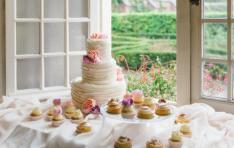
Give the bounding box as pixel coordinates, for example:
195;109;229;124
0;0;5;102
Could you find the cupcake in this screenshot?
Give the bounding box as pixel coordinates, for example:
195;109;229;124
76;121;92;134
143;97;156;110
155;104;171;116
169;131;182;148
146;138;163;148
114;136;132;148
175;113;190;124
71;109;84;124
107;98;122;114
30;107;42;121
52;106;64;127
131;90;144;107
180;124;192;137
46;106;54;121
121;98;136;119
64;100;76;119
137;106;154;119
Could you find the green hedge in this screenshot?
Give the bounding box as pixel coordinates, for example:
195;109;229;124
113;50;176;70
112;13;176;39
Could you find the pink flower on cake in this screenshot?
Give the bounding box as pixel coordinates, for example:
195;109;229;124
53;106;62;116
83;50;101;64
89;33;108;40
116;67;124;81
81;98;97;114
53;98;61;106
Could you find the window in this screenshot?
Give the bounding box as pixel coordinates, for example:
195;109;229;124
6;0;100;96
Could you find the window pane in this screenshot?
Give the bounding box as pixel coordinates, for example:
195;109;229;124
44;0;65;18
45;57;65;87
17;0;40;18
203;23;227;59
231;25;234;58
202;62;227;99
69;56;82;82
17;58;41;90
16;22;40;55
69;23;88;51
203;0;227;18
69;0;88;18
44;23;65;53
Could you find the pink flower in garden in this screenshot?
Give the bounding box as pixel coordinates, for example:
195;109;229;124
140;73;148;83
157;68;161;75
207;63;214;68
224;76;228;85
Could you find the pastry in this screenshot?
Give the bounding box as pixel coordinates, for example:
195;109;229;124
137;106;154;119
169;131;182;148
107;98;121;114
64;100;76;119
180;124;192;137
71;109;84;124
52;106;64;127
30;107;42;121
146;138;163;148
175;113;190;124
76;121;92;134
155;104;171;116
143;97;156;110
121;98;136;119
131;90;144;106
114;136;132;148
47;106;54;121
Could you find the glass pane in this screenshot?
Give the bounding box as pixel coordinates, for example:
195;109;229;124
69;23;88;51
69;56;82;81
202;62;227;99
44;0;65;18
45;57;65;87
203;23;227;59
44;23;65;53
17;0;40;18
17;58;41;90
69;0;88;18
16;22;40;55
203;0;227;18
232;25;234;58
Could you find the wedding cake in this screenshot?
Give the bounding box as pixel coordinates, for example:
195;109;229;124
71;33;127;108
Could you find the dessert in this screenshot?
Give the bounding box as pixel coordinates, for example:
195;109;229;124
155;99;171;116
76;121;92;134
71;33;126;108
143;97;156;110
121;98;136;119
131;89;144;106
47;106;54;121
169;131;182;148
146;138;163;148
137;106;154;119
30;107;42;120
175;113;190;124
107;98;121;114
64;100;76;119
52;106;64;127
180;124;192;137
114;136;132;148
71;109;84;124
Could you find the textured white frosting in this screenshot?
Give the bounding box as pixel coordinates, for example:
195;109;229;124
87;39;112;62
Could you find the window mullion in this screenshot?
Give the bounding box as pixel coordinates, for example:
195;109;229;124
227;0;232;101
41;0;45;90
65;0;70;87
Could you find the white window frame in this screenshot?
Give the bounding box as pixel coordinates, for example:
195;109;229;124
191;0;234;113
5;0;103;97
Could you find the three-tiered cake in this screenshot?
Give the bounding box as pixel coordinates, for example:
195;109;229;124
71;33;126;108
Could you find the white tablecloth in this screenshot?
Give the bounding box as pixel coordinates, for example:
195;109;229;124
0;97;234;148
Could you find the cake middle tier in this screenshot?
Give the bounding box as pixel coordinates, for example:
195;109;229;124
82;61;117;84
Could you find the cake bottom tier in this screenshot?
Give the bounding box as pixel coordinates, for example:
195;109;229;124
71;80;127;108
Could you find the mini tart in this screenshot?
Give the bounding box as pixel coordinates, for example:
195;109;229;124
114;136;132;148
76;122;92;134
143;97;156;110
175;114;190;124
30;107;42;121
137;106;154;119
71;110;84;124
52;114;64;127
180;124;192;137
121;105;135;119
146;138;163;148
47;107;54;121
64;106;76;119
155;105;171;116
107;99;121;114
169;131;182;148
